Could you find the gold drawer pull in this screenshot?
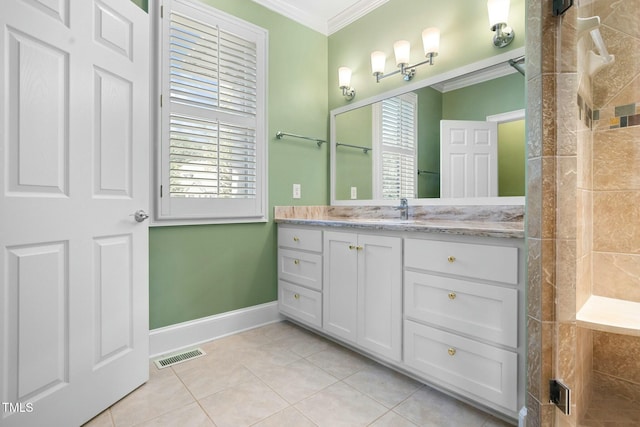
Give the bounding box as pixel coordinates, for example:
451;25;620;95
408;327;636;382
447;256;456;263
294;259;300;265
293;236;300;242
448;292;456;300
448;347;456;356
294;293;300;300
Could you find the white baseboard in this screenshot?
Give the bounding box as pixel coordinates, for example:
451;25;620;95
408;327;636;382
149;301;284;358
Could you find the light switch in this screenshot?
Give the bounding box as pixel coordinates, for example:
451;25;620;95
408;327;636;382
293;184;301;199
350;187;357;199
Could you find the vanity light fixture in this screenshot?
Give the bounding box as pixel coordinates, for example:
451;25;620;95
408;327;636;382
371;27;440;83
338;66;356;101
487;0;515;48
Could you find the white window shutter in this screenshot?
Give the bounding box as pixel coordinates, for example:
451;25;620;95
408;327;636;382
158;0;267;223
373;92;418;200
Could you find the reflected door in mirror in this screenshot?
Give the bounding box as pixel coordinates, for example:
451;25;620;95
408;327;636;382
440;120;498;198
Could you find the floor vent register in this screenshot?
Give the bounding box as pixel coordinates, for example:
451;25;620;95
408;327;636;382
153;348;206;369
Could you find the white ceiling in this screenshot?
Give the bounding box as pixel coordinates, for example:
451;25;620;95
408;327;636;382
251;0;390;35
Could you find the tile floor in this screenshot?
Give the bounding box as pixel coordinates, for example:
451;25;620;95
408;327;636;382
84;321;515;427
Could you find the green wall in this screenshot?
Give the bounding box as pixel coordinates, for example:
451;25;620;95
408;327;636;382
149;0;328;329
498;119;526;196
416;86;442;198
442;73;525;120
335;106;373;200
130;0;147;11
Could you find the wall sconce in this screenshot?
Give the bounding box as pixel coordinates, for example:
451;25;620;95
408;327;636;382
371;27;440;83
338;66;356;101
487;0;515;47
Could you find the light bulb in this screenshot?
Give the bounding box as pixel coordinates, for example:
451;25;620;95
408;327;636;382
370;51;386;75
393;40;411;66
338;67;352;89
487;0;510;29
422;28;440;57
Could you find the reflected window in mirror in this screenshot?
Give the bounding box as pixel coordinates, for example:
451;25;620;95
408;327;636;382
373;93;418;200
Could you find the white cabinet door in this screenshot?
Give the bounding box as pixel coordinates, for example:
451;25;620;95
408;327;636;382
357;234;402;361
323;232;358;342
323;231;402;361
0;1;149;426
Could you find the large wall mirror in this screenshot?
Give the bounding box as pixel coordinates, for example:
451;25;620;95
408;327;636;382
330;47;526;206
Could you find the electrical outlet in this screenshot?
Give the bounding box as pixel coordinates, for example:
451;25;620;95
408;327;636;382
292;184;301;199
351;187;357;199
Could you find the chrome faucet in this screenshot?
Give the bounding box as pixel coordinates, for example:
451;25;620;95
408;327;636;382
399;198;409;220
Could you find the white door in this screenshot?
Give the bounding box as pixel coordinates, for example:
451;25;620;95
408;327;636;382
0;1;150;426
357;234;402;361
440;120;498;198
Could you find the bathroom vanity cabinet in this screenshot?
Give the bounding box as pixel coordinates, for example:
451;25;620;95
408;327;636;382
276;221;525;421
403;237;520;412
323;231;402;361
277;227;323;327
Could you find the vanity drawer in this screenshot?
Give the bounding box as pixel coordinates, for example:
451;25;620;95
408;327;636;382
404;238;518;285
278;249;322;291
404;321;517;412
278;227;322;252
405;271;517;347
278;281;322;328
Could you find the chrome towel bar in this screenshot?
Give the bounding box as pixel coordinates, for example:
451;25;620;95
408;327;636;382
336;142;371;154
275;131;325;147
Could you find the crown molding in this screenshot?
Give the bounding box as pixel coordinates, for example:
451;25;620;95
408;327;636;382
251;0;388;36
251;0;329;34
328;0;390;35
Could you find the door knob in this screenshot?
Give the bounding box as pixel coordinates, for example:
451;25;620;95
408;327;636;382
133;210;149;222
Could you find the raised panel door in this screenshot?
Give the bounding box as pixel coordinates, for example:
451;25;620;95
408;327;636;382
0;1;149;425
440;120;498;198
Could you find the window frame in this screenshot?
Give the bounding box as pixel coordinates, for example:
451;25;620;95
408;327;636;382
153;0;268;225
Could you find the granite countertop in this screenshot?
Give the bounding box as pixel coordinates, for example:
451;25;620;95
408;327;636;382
274;205;525;239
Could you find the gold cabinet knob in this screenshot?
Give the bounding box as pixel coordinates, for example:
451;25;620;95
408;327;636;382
293;236;300;242
447;256;456;263
294;293;300;300
356;245;363;251
448;292;456;300
448;347;456;356
349;244;356;250
294;259;300;265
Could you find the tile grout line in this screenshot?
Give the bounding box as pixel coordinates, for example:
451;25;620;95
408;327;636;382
170;364;219;427
241;353;334;426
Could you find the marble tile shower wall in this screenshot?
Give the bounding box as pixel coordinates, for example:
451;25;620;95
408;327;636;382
526;0;640;426
582;0;640;418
